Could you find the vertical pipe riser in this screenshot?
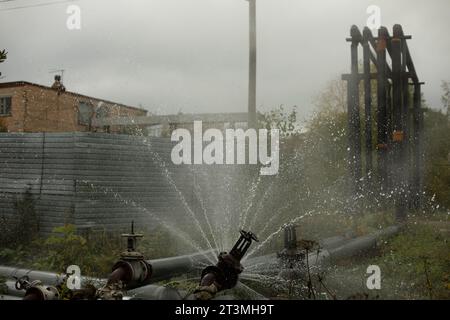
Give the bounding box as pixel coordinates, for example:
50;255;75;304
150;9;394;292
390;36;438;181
363;28;373;186
391;31;407;221
376;28;388;193
348;26;362;197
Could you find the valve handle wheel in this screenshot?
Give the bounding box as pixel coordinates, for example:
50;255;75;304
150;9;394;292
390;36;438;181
240;230;259;242
14;275;29;291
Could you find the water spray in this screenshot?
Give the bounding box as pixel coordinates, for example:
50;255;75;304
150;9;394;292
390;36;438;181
194;230;258;300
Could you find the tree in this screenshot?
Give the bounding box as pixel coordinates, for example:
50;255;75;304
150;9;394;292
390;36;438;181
423;109;450;210
423;83;450;210
313;78;347;115
305;78;349;200
258;105;299;137
441;81;450;115
0;49;6;63
0;49;7;78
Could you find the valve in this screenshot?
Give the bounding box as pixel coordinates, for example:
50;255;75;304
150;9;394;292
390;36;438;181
277;224;320;267
15;276;60;301
98;221;152;299
194;230;258;300
230;230;259;261
283;224;298;250
121;220;144;259
277;224;304;266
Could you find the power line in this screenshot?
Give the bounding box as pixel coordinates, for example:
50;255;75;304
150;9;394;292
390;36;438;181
0;0;79;12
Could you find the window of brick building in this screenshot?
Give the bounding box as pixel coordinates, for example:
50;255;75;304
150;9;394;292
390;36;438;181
95;104;110;118
78;102;93;126
0;97;12;116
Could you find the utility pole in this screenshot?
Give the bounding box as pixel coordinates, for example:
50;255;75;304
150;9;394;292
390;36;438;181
247;0;257;129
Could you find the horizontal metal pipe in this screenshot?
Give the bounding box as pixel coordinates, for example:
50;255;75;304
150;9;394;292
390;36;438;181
0;250;217;294
244;233;354;269
2;279;180;301
128;285;242;300
0;267;66;287
296;226;401;270
4;280;25;297
147;250;217;282
0;267;106;290
0;294;22;300
319;235;354;250
127;284;183;300
245;226;400;277
0;228;400;298
326;226;400;262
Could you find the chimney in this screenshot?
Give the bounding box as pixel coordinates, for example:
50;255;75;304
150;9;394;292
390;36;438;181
51;75;66;93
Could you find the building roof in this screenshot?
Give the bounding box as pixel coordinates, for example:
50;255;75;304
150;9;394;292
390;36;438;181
0;81;147;113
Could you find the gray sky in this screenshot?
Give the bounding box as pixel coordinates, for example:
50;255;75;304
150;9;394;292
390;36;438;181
0;0;449;119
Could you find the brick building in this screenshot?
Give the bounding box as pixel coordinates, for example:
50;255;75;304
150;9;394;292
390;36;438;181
0;76;147;133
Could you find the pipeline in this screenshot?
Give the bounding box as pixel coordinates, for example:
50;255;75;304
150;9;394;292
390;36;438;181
324;225;399;263
127;284;183;300
244;231;357;271
0;249;216;300
0;295;22;300
149;250;217;282
96;222;217;299
0;267;67;288
0;250;216;300
0;270;104;301
246;225;400;279
0;226;399;300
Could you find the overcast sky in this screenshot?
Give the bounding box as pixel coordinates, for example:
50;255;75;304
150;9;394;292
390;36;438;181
0;0;449;120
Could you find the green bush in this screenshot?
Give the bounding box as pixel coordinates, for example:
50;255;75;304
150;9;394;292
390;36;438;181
376;221;450;299
0;224;183;278
39;225;89;272
423;110;450;210
0;189;39;247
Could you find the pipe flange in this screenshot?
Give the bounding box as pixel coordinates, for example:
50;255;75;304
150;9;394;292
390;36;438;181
25;284;60;300
112;259;152;288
